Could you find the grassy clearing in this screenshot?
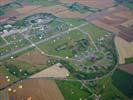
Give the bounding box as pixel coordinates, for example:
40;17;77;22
38;29;86;57
80;23;107;41
112;69;133;98
61;18;86;28
56;80;89;100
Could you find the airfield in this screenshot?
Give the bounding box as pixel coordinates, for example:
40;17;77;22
0;0;133;100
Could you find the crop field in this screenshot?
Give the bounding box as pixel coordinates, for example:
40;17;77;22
60;0;115;9
0;49;49;88
16;5;89;19
115;36;133;64
17;0;60;6
119;63;133;74
91;19;120;34
8;79;64;100
4;50;48;75
56;80;89;100
90;6;133;34
112;69;133;98
0;0;133;100
30;63;69;79
15;50;47;66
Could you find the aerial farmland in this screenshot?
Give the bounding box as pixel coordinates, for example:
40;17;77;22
0;0;133;100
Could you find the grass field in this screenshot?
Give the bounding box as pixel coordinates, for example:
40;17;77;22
112;69;133;98
61;18;86;28
17;0;60;6
38;29;87;57
91;76;128;100
80;23;108;41
0;66;18;85
56;80;89;100
0;36;6;46
4;33;23;42
125;57;133;64
4;49;48;76
0;38;31;56
125;2;133;9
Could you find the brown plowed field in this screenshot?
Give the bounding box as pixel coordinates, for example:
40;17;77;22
115;36;133;64
0;75;7;89
0;0;13;5
119;63;133;74
91;19;120;34
60;0;115;9
88;6;133;38
30;63;69;79
16;50;47;66
16;5;88;19
8;79;64;100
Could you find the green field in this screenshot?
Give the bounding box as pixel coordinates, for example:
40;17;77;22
0;36;5;46
0;9;4;16
0;66;18;84
0;45;13;56
61;18;86;28
0;39;31;56
56;80;89;100
125;57;133;64
17;0;60;6
4;33;23;42
38;29;87;57
112;69;133;98
88;76;128;100
125;2;133;9
29;33;47;43
80;23;108;41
